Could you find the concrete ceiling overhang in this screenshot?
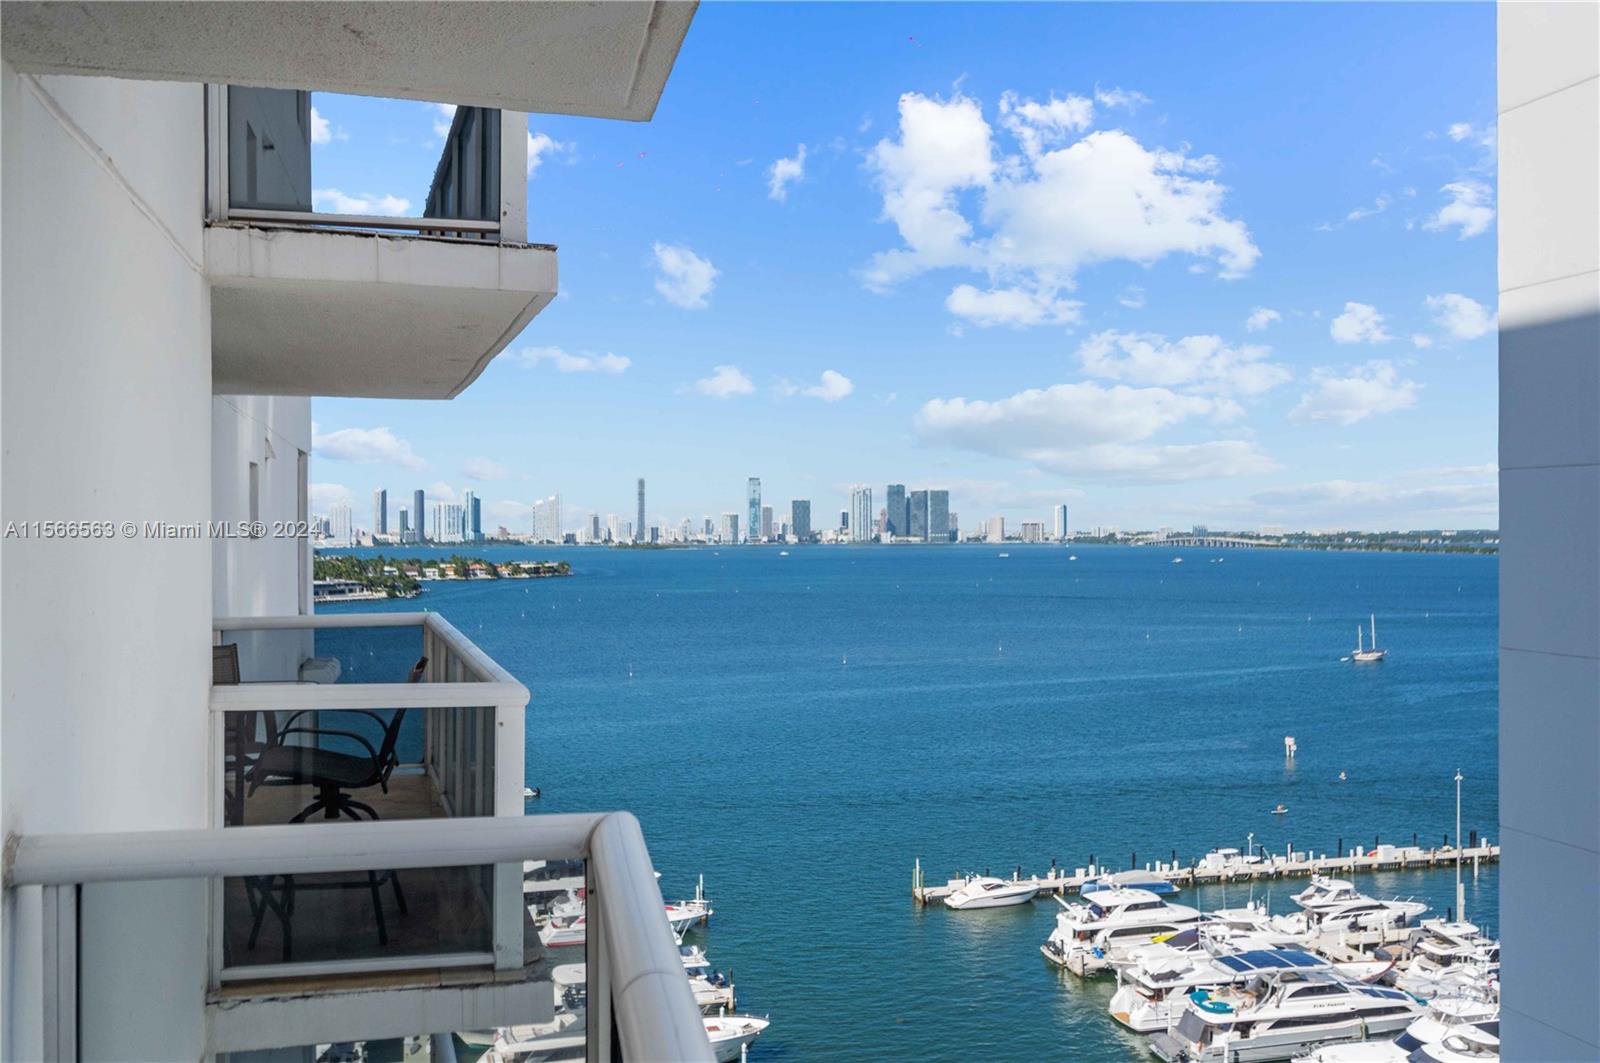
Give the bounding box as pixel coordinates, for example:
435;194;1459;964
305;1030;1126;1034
1;1;696;119
206;224;557;399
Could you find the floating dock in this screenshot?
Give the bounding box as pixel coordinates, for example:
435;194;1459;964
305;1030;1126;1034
913;842;1500;905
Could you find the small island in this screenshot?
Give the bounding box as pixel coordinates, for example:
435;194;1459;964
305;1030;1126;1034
313;554;572;602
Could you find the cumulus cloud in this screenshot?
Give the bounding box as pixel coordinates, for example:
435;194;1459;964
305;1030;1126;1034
1290;361;1420;425
694;365;755;398
426;481;459;504
1251;475;1497;527
431;102;456;140
462;457;512;482
527;131;572;176
309;482;352;513
863;91;1258;301
1077;330;1290;396
915;381;1272;483
512;346;631;374
1245;307;1282;332
1424;181;1495;239
312;425;425;469
312;189;411;216
1412;334;1435;349
767;144;807;201
1424;292;1495;340
652;242;719;309
801;369;855;402
309;106;346;146
945;284;1083;328
1119;285;1147;310
1330;302;1392;344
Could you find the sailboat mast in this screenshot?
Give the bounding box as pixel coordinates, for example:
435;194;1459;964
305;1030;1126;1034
1371;613;1377;649
1357;625;1363;653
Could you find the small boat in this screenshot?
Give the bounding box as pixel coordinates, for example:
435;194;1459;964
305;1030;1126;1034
703;1014;770;1062
944;874;1039;910
778;550;789;556
523;786;540;799
1171;556;1184;563
1351;613;1387;662
1068;554;1078;561
998;551;1010;558
1272;804;1289;815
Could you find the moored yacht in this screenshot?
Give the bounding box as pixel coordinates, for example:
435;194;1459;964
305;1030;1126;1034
1292;876;1363;912
1197;847;1265;876
944;874;1040;909
1080;867;1179;896
1109;948;1331;1033
1394;995;1500;1054
666;875;715;934
1150;970;1423;1061
1040;887;1201;975
703;1014;770;1062
1402;920;1501;978
1310;896;1428;933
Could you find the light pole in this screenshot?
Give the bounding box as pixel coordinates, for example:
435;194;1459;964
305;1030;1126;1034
1454;769;1465;922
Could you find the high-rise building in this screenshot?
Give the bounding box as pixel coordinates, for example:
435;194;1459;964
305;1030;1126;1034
1053;503;1070;541
413;488;426;542
532;494;562;543
330;503;354;546
1021;521;1045;543
885;483;907;539
791;500;812;542
928;489;950;542
719;512;739;544
372;488;388;536
590;513;602;543
908;489;929;541
398;507;411;539
703;516;715;539
760;505;773;540
840;509;849;531
636;477;646;543
986;515;1006;543
849;486;873;543
463;490;482;542
746;477;761;543
949;511;959;541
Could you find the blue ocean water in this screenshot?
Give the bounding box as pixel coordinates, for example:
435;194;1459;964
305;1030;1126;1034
324;544;1499;1060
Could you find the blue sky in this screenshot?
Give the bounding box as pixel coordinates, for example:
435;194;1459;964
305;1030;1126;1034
309;2;1498;535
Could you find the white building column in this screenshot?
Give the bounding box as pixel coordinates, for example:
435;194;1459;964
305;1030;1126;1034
1496;3;1600;1059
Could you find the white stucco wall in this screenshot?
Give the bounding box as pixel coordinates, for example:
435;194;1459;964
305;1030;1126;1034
1;67;211;1060
1496;3;1600;1059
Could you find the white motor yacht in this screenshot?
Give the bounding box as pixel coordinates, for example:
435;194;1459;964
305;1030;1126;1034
1109;947;1331;1034
1403;920;1501;978
1040;887;1201;975
1310;896;1428;933
1394;960;1498;1001
666;876;715;934
1292;876;1364;912
1149;970;1423;1062
1196;848;1264;876
1393;995;1500;1054
537;913;587;949
703;1014;770;1062
944;874;1040;910
1408;1020;1500;1061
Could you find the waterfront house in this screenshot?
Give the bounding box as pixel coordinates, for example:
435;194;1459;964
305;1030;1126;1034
1;3;708;1060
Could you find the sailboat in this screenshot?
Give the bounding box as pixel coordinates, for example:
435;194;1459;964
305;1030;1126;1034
1351;614;1387;662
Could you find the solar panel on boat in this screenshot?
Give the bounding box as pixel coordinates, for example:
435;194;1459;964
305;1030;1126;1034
1216;950;1326;973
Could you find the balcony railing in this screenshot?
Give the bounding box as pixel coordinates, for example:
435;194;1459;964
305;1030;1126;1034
211;613;526;981
6;814;713;1062
205;85;527;242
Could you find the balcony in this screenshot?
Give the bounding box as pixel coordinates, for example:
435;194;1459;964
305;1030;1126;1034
204;86;556;399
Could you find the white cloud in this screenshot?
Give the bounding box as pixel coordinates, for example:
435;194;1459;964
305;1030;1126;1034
1424;180;1495;239
801;369;855;402
1118;285;1147;310
1424;292;1495;340
1077;330;1290;396
309;482;352;513
999;91;1095;158
512;346;630;374
527;131;572;176
767;144;807;201
1245;307;1281;332
864;91;1259;297
426;481;459;504
652;242;719;309
1447;122;1474;142
1290;361;1420;425
1412;334;1435;349
1445;121;1496;149
309;106;346;146
312;425;425;469
462;457;512;482
431;102;456;140
945;284;1083;328
312;188;411;216
1094;85;1151;110
1251;476;1497;527
915;381;1272;483
1330;302;1392;344
1345;192;1392;222
694;365;755;399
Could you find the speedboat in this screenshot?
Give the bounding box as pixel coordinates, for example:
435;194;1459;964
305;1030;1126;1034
703;1014;770;1062
944;874;1039;910
1311;896;1428;933
1080;868;1178;896
537;913;587;949
1292;876;1363;912
666;876;714;934
1394;995;1499;1054
1149;970;1423;1062
1040;887;1201;975
1407;1020;1500;1061
1109;947;1331;1034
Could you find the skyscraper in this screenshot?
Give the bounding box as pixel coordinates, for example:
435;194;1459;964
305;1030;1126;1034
885;483;907;539
849;485;873;543
413;488;426;542
589;513;602;543
928;489;951;542
372;488;387;536
791;500;811;542
908;489;929;541
719;512;739;544
330;503;353;546
532;495;562;543
760;505;773;540
636;478;645;543
463;490;480;542
986;515;1006;543
398;507;410;539
746;477;761;543
1053;503;1070;541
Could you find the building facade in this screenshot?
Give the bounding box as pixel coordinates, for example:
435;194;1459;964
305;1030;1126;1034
849;486;874;543
885;483;907;538
746;476;761;543
791;499;812;542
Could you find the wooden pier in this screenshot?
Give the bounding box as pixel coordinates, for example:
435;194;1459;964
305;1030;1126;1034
912;842;1500;906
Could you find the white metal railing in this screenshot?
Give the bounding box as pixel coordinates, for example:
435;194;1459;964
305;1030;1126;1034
204;85;527;243
211;612;528;979
5;813;713;1063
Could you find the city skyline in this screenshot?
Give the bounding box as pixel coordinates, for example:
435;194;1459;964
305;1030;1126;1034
306;4;1497;533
